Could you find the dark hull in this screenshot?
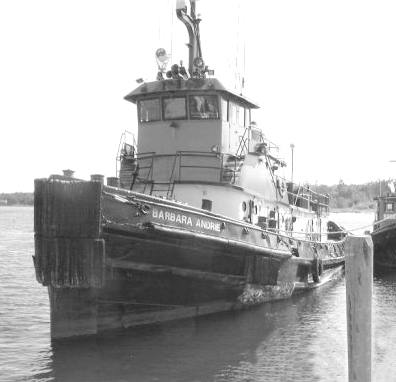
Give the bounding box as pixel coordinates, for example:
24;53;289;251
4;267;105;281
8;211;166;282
372;220;396;272
34;178;345;338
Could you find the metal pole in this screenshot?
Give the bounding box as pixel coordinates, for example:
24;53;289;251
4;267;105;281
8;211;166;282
290;143;295;184
345;235;373;382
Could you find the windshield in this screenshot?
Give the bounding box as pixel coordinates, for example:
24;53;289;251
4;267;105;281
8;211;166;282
189;95;219;119
139;99;161;122
163;97;187;120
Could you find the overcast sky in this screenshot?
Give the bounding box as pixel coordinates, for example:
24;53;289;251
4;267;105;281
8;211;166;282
1;0;395;192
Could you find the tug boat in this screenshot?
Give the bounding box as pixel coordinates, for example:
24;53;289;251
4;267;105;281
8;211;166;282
33;0;347;339
372;182;396;271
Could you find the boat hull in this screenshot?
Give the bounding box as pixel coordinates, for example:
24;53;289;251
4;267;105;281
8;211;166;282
372;219;396;272
33;178;345;338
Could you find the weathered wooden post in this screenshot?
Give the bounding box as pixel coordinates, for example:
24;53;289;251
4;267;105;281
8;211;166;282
345;235;373;382
34;178;105;338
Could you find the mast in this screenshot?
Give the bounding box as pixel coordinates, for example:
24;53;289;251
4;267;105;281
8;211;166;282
176;0;205;76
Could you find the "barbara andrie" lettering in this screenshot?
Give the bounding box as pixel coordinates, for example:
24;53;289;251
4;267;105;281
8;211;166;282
152;208;221;232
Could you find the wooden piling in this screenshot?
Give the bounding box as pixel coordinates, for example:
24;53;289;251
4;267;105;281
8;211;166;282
345;235;373;382
34;178;105;338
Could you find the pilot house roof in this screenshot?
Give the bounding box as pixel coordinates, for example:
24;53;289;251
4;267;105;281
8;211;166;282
124;78;259;109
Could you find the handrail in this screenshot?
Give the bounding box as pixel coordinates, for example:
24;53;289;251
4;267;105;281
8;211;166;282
235;126;250;157
177;151;218;156
278;174;330;200
132;150;329;209
167;154;179;198
116;130;137;177
275;174;330;208
177;151;222;181
135;151;157;158
134;151;240;186
247;123;330;208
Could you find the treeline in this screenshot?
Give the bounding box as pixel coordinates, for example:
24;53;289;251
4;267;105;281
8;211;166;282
0;193;33;206
0;180;391;210
312;180;388;210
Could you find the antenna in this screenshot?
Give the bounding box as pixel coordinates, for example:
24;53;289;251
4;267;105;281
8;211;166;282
170;0;174;62
176;0;207;77
241;41;246;95
234;0;245;94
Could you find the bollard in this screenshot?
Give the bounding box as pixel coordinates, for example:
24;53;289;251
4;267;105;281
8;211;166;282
90;174;104;185
345;235;373;382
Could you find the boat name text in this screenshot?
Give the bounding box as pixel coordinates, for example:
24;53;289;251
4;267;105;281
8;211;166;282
152;208;221;232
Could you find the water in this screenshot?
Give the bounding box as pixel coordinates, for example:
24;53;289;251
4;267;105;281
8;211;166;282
1;207;395;382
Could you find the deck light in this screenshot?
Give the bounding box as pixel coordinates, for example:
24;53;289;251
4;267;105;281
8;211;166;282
171;64;179;74
179;64;188;79
155;48;167;61
155;48;169;74
193;56;205;70
171;64;181;79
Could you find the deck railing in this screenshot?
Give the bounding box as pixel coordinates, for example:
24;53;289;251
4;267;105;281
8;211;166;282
120;150;330;211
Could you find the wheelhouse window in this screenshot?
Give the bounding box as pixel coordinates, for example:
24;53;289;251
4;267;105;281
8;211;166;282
236;105;244;126
229;102;237;124
189;95;219;119
244;108;251;127
229;102;245;127
139;99;161;122
386;203;394;212
221;98;228;121
163;97;187;120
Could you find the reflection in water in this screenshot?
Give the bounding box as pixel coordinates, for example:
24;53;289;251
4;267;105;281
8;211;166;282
374;274;396;382
37;280;346;382
2;208;396;382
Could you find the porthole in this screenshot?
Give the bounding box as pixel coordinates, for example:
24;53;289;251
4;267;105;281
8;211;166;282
242;201;247;212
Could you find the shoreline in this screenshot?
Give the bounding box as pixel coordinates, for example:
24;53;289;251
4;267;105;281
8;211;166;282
0;204;33;207
331;208;374;214
0;206;376;213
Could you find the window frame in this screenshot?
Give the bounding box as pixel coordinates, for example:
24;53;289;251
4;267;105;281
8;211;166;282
229;101;237;125
138;98;161;123
244;108;251;127
236;104;244;126
162;96;188;121
221;98;229;122
188;94;220;120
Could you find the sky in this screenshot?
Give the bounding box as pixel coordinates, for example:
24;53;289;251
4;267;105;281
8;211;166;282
1;0;396;192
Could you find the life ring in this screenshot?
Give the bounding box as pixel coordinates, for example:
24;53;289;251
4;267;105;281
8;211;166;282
312;257;323;283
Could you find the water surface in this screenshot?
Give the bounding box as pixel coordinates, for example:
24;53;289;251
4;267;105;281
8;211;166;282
1;207;395;381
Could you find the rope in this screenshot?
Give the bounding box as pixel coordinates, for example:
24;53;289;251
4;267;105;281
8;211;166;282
373;217;396;225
